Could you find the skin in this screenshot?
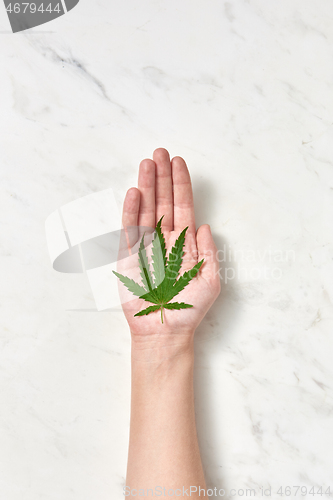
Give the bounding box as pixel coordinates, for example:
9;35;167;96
117;148;221;498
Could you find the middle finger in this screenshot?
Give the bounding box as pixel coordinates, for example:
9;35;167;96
153;148;174;231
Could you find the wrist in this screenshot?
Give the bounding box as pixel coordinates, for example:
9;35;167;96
131;342;194;385
130;328;195;364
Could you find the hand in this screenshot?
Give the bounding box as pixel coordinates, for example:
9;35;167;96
115;148;220;356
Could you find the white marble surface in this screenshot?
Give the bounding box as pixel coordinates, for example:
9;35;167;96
1;0;333;498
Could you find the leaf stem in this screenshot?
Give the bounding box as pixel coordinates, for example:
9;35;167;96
161;306;164;324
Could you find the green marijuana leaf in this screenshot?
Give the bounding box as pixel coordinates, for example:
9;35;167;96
113;216;204;323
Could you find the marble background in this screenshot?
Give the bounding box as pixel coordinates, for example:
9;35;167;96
1;0;333;498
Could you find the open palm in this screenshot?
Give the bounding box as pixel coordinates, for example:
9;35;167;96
115;148;220;344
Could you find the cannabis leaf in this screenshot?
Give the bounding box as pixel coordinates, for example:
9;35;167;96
112;216;204;323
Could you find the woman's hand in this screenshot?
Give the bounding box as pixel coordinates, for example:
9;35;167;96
116;148;220;358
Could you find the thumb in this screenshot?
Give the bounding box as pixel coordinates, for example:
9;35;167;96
196;224;221;289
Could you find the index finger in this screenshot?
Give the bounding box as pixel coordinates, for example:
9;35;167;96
171;156;196;235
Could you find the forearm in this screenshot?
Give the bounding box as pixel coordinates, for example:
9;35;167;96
125;335;206;498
